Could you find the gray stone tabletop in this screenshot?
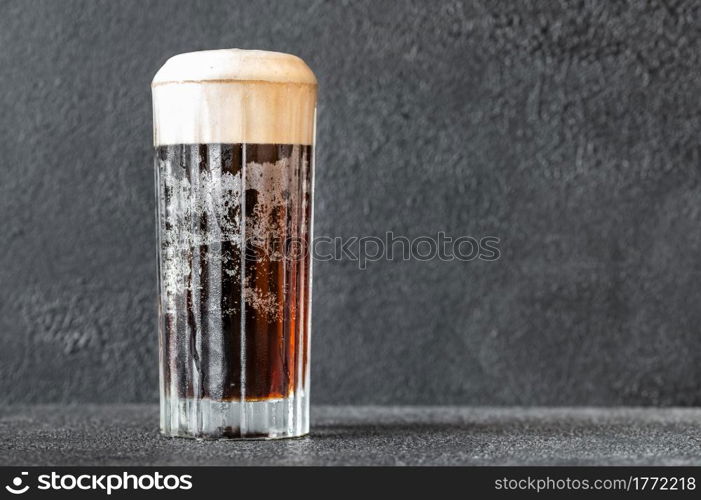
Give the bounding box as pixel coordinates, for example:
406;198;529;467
1;405;700;466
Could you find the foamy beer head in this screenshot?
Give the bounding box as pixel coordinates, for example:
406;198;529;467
152;49;317;146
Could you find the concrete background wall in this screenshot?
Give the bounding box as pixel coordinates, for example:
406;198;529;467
1;0;700;405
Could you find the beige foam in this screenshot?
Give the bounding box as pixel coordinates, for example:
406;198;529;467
152;49;317;146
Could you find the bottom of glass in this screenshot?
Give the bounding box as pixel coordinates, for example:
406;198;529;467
160;392;309;440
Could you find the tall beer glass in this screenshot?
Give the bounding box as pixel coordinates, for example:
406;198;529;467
152;49;316;439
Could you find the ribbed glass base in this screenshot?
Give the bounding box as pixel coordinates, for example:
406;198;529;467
160;392;309;440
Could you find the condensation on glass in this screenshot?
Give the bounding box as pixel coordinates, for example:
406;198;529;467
151;49;316;439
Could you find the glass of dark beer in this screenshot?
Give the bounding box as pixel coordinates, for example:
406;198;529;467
152;49;316;439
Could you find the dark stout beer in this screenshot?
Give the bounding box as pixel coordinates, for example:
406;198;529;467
153;50;316;438
156;143;312;402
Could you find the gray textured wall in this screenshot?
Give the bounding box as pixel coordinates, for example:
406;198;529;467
1;0;700;405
